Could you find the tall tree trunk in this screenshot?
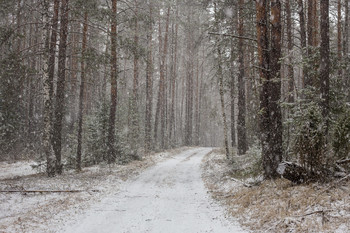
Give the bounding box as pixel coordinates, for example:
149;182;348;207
230;0;236;149
269;0;283;178
48;0;60;117
312;0;318;47
52;0;69;174
145;2;153;153
107;0;118;164
306;0;314;87
320;0;330;122
69;20;80;127
337;0;342;78
16;0;22;52
160;7;170;149
154;7;170;149
130;0;139;151
214;3;229;158
169;6;178;146
218;47;230;159
345;0;349;98
286;0;294;103
297;0;307;88
76;11;88;172
184;7;194;146
256;0;271;177
194;50;200;146
237;0;248;155
42;1;55;177
154;9;163;146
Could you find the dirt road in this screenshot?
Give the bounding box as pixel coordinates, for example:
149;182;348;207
61;148;245;233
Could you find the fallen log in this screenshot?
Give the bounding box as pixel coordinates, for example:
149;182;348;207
277;162;308;184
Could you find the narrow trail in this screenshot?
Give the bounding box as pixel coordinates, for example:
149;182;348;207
61;148;245;233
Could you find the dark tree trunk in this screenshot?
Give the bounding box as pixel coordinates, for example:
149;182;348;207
160;7;170;149
306;0;314;87
214;3;229;158
286;0;294;103
297;0;307;88
184;7;194;146
48;0;60;118
337;0;342;78
345;0;350;99
320;0;330;121
107;0;118;164
269;0;283;178
154;9;163;147
256;0;274;178
52;0;69;174
145;3;153;153
42;1;55;177
76;11;88;172
237;0;248;155
169;6;178;146
230;45;236;148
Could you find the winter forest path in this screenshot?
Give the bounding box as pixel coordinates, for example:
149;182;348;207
61;147;245;233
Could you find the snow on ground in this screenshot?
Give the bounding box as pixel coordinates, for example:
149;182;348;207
1;147;245;233
60;147;245;233
0;148;182;233
202;149;350;233
0;161;38;180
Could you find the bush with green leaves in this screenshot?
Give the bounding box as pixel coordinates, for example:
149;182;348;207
293;103;327;174
0;53;27;155
333;110;350;160
84;102;110;166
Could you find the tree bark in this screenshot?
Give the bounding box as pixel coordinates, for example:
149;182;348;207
297;0;307;88
76;11;88;172
320;0;330;121
130;0;140;151
160;7;170;149
214;3;229;158
52;0;69;174
237;0;248;155
218;47;230;159
344;0;349;59
107;0;118;164
269;0;283;178
184;7;194;146
154;8;163;147
256;0;273;178
337;0;342;78
286;0;294;103
306;0;314;87
42;1;55;177
48;0;60;117
145;2;153;153
169;6;178;146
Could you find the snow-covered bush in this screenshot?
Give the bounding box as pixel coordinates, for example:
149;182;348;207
333;110;350;160
293;103;327;174
84;102;110;166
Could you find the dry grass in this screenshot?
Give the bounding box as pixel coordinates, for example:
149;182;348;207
202;151;350;233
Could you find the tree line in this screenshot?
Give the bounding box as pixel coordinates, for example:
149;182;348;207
1;0;349;180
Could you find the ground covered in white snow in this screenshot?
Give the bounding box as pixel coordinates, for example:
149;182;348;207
0;148;185;233
60;147;245;233
1;147;246;233
202;149;350;233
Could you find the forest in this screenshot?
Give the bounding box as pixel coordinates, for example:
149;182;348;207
1;0;350;232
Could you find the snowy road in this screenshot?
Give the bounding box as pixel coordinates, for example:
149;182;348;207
61;148;245;233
